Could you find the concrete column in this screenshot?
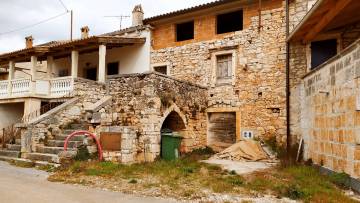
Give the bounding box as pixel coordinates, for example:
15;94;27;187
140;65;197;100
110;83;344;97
24;98;41;119
8;61;15;95
30;56;37;81
30;56;37;94
46;56;54;78
98;44;106;83
71;50;79;78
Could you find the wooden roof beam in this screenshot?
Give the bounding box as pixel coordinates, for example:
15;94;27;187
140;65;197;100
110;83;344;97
302;0;352;43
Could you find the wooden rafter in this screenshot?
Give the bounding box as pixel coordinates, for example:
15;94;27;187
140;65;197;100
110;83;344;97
302;0;352;43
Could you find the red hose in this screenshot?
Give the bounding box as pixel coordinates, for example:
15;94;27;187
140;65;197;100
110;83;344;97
64;130;103;161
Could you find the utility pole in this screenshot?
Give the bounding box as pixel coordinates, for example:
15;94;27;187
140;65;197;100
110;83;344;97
104;15;130;30
70;10;73;40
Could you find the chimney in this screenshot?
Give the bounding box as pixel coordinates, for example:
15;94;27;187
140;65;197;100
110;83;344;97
81;26;90;39
25;36;33;48
132;4;144;27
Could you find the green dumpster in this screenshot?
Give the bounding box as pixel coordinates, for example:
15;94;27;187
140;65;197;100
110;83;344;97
161;131;182;161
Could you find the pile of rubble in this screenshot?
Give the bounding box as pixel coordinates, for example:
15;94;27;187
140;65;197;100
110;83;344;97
211;140;275;162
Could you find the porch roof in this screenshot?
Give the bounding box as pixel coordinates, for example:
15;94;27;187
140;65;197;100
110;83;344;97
0;36;146;65
288;0;359;43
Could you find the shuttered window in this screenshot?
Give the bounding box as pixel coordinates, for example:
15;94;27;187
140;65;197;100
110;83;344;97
216;54;232;83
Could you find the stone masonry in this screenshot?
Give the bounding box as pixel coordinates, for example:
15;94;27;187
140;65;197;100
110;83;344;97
151;0;288;144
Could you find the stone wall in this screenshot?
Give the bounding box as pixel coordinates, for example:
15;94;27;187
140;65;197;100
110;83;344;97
151;3;287;144
301;40;360;177
93;72;208;162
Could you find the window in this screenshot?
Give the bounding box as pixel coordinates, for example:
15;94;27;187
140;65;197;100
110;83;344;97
58;69;69;77
217;10;243;34
176;21;194;42
311;39;337;69
107;62;119;75
85;68;97;81
154;66;167;75
216;54;233;83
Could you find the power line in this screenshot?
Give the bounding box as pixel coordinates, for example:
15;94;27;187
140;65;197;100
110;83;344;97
58;0;69;12
0;11;68;36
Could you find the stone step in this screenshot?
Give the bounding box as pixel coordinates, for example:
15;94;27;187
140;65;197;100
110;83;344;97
55;134;89;142
26;153;59;163
46;140;83;148
0;149;20;158
6;144;21;151
36;146;76;155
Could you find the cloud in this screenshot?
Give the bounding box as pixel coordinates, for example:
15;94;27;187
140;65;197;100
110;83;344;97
0;0;214;53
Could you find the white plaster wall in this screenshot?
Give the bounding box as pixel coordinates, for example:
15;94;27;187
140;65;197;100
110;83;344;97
52;30;151;78
0;102;24;129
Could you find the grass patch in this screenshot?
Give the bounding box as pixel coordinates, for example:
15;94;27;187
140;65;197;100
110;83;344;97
50;149;356;202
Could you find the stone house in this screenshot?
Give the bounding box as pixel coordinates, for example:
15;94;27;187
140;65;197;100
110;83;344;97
0;0;358;179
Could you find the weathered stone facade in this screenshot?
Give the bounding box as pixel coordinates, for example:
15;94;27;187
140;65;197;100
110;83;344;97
151;1;287;143
97;73;208;162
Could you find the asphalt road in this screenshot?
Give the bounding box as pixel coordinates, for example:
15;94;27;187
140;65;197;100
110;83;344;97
0;161;177;203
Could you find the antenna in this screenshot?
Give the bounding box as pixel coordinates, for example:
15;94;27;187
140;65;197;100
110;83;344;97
57;0;73;40
104;15;130;30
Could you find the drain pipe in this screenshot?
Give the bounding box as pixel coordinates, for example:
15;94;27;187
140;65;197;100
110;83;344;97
285;0;291;152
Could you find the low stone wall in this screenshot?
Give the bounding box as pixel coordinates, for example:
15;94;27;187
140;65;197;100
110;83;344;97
94;72;208;162
301;40;360;178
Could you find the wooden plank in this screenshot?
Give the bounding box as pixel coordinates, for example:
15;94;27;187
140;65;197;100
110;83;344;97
100;132;122;151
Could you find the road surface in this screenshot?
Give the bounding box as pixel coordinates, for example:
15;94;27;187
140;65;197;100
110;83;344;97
0;161;177;203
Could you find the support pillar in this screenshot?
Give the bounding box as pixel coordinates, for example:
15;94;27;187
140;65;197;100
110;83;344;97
46;56;54;78
30;56;37;81
30;56;37;94
8;61;15;96
98;44;107;83
71;50;79;78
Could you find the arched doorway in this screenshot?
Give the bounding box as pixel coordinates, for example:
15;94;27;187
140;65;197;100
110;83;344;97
160;111;187;159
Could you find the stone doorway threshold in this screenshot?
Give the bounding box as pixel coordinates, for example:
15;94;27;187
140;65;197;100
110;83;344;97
202;159;278;175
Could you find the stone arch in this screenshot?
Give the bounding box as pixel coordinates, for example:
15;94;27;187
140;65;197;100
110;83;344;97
159;104;189;156
160;104;187;128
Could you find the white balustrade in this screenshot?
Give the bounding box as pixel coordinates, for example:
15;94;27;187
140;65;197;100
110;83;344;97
50;76;74;96
0;81;8;98
11;79;31;96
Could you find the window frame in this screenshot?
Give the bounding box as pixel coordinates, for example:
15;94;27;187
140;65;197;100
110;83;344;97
151;62;170;75
175;20;195;42
306;34;341;72
216;10;244;35
211;50;237;86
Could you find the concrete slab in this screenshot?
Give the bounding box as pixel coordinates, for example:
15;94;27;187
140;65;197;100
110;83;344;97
202;159;277;174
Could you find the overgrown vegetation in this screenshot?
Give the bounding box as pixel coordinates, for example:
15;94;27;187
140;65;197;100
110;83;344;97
48;147;356;202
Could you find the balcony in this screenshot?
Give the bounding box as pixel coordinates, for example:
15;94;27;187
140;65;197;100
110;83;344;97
0;76;74;99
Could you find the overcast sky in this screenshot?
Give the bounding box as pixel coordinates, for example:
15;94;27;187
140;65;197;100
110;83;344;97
0;0;214;53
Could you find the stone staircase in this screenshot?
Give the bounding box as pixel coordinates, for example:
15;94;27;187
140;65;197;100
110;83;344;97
26;123;92;163
0;139;21;158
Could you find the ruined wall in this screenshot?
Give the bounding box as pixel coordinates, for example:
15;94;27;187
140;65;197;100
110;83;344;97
97;73;208;162
302;40;360;177
151;1;287;144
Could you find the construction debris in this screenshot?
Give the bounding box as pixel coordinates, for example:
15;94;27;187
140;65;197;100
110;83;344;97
211;140;272;162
